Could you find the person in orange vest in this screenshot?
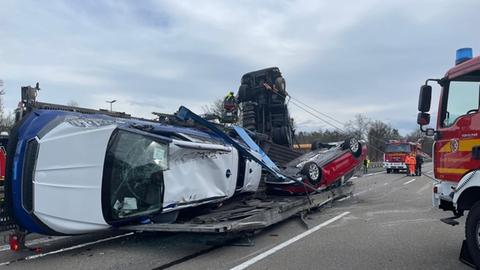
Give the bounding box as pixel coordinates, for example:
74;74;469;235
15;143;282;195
405;153;416;176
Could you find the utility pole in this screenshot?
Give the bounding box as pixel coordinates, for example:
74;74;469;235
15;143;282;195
106;100;117;112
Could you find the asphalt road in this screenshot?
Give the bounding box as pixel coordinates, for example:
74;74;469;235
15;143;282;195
0;163;472;270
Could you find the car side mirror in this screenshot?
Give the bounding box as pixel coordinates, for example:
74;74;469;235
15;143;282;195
425;128;435;136
418;85;432;112
417;112;430;126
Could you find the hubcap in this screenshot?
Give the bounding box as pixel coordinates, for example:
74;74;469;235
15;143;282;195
308;164;320;181
349;138;359;153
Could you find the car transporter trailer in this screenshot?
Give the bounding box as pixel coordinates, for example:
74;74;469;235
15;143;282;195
0;84;356;251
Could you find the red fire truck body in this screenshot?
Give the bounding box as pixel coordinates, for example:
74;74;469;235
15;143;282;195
383;140;417;173
417;48;480;267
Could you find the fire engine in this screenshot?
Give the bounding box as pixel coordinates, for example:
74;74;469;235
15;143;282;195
383;140;418;173
417;47;480;267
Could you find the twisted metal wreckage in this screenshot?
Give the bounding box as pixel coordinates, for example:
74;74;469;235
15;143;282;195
0;68;366;251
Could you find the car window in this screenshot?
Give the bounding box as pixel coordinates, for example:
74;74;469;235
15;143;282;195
443;81;480;127
385;144;410;153
103;130;169;220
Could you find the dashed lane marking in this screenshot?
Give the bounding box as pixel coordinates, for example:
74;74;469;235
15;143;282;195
230;212;350;270
403;179;416;185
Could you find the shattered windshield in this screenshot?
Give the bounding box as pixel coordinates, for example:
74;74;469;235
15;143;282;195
103;130;169;220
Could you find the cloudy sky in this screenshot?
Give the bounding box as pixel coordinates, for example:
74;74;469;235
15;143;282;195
1;0;479;134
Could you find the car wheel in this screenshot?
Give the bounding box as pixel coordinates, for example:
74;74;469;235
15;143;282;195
465;201;480;267
343;137;362;157
301;162;322;185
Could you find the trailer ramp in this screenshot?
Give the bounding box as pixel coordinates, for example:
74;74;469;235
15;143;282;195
121;182;353;233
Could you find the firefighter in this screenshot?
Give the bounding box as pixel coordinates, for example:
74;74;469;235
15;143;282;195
363;157;370;174
223;91;236;110
405;153;416;176
225;91;235;102
415;154;423;176
222;91;238;123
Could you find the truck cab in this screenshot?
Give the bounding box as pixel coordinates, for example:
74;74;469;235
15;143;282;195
418;48;480;266
383;140;416;173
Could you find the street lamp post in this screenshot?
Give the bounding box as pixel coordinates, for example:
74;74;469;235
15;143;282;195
106;100;117;112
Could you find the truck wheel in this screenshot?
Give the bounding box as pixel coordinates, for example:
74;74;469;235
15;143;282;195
386;169;391;174
466;201;480;267
238;84;248;102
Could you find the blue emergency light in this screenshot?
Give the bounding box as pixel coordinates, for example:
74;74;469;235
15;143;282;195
455;47;473;65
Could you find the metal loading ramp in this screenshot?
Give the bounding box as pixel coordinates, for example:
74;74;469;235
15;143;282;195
121;182;354;234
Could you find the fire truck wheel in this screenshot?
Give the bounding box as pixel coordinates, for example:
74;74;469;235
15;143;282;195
465;200;480;267
386;169;391;174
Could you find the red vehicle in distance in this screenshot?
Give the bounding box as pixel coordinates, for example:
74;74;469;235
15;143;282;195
383;140;419;173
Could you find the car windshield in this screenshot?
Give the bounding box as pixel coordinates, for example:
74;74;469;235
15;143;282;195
385;144;410;153
103;130;169;221
442;80;480;127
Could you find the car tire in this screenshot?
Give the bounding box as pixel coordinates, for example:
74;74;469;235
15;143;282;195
465;201;480;267
343;137;362;157
301;162;322;185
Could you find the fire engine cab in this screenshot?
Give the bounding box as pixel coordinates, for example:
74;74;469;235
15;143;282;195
383;140;418;173
417;47;480;267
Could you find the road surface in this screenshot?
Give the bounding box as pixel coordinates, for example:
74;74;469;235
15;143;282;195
0;163;472;269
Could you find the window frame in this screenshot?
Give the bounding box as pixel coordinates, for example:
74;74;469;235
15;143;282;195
440;79;480;128
101;127;171;224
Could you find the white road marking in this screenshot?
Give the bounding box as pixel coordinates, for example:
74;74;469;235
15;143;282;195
353;189;370;196
383;183;389;186
417;183;431;194
338;196;351;202
404;179;416;185
230;212;350;270
351;176;358;180
0;232;135;266
364;171;385;177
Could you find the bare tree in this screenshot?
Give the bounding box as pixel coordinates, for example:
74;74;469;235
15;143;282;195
0;79;14;132
405;129;434;157
67;100;79;107
344;114;371;140
202;98;224;118
367;120;401;161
